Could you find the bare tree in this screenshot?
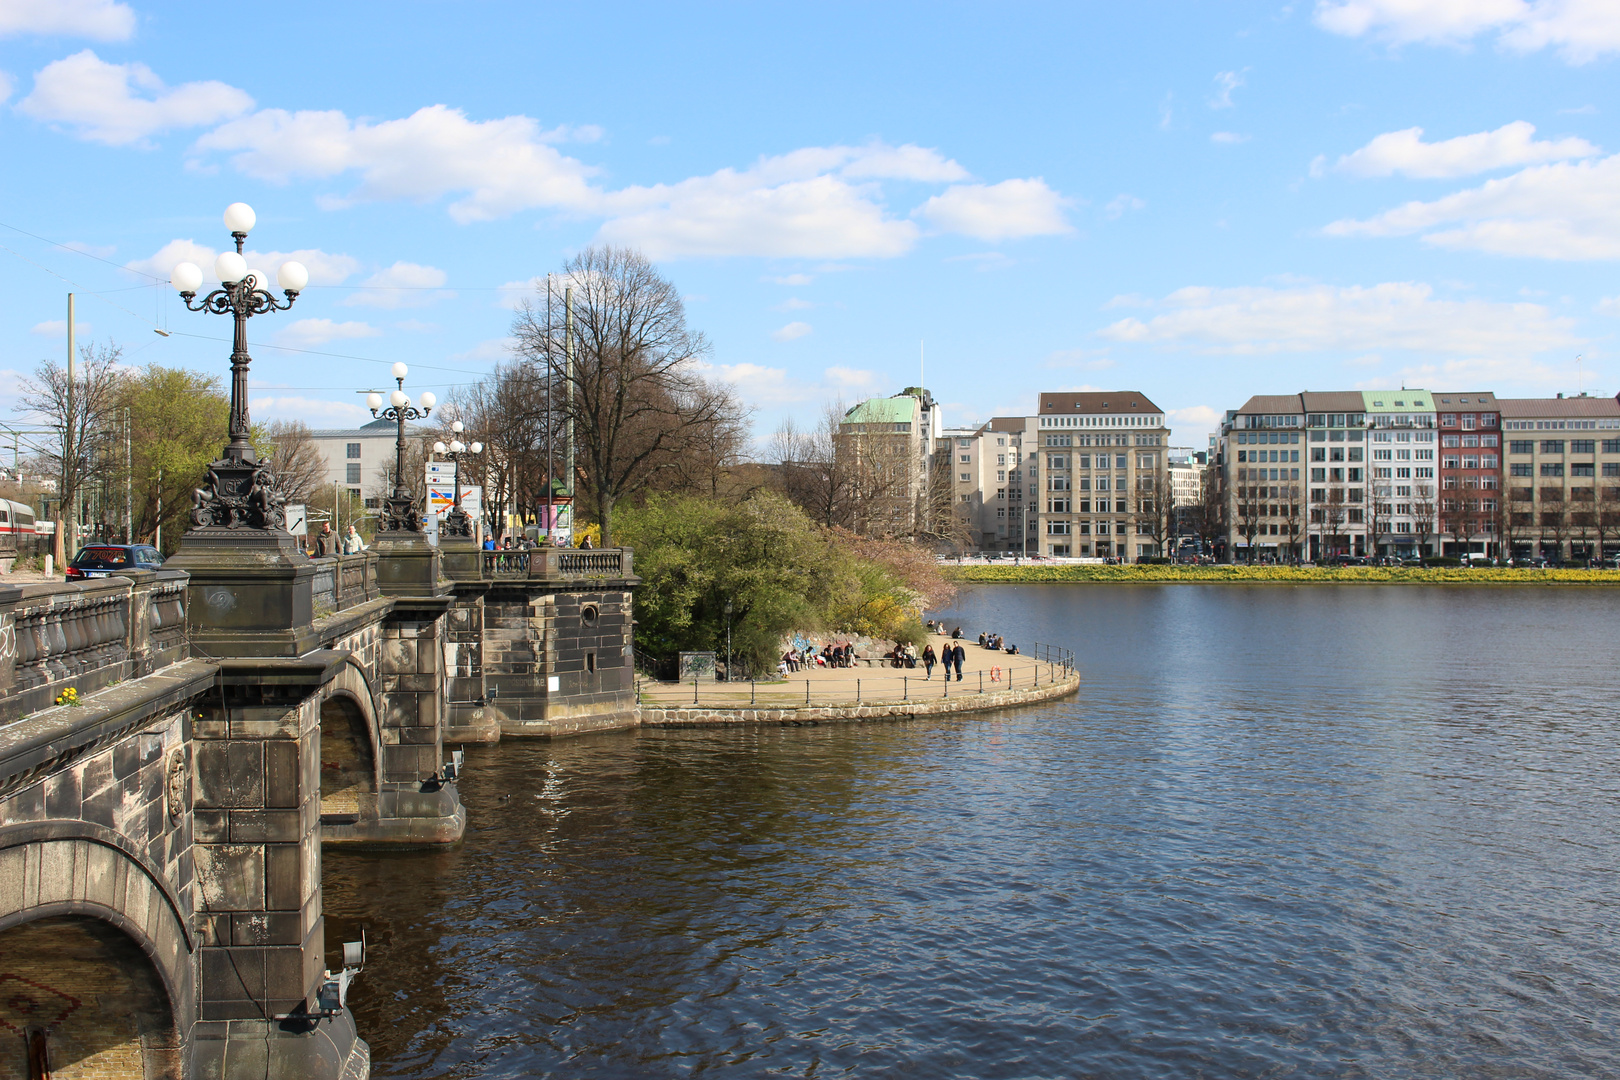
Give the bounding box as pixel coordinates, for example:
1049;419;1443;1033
1138;449;1173;557
264;420;329;504
1412;482;1437;558
509;246;745;547
1282;484;1304;563
1236;477;1262;563
1199;463;1226;559
1316;489;1347;561
1594;481;1620;562
772;406;849;527
1366;492;1391;560
1538;484;1568;561
18;341;125;561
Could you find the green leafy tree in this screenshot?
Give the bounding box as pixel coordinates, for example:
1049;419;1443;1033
121;365;230;552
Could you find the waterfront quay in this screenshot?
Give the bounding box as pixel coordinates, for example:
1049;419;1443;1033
639;633;1079;725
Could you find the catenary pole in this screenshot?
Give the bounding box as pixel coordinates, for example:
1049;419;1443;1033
564;284;574;544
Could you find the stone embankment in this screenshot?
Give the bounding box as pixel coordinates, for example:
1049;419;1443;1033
641;669;1080;726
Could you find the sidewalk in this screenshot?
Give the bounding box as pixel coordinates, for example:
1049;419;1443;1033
640;632;1065;707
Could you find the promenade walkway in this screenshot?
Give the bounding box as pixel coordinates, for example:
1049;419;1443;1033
640;632;1070;709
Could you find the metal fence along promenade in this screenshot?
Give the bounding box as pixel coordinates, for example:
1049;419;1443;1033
639;640;1077;710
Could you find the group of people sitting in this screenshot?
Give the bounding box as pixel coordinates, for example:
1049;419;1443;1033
978;631;1014;652
923;620;1017;655
780;642;856;673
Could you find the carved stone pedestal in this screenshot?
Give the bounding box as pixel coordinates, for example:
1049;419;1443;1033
167;528;317;659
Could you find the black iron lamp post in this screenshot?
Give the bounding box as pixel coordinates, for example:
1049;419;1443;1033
366;362;435;532
433;422;483;538
170;202;309;531
724;599;733;682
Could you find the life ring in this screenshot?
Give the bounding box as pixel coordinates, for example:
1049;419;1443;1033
990;666;1002;682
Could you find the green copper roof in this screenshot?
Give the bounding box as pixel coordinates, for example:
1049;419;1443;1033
1361;390;1433;412
843;396;919;424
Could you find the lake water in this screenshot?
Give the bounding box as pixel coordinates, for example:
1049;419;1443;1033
324;584;1620;1078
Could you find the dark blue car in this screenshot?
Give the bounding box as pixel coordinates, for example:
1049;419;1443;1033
66;544;166;579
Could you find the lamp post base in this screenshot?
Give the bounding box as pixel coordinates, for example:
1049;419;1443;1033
166;527;318;658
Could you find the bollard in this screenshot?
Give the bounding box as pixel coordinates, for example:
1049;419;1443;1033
903;676;908;701
751;679;756;706
857;679;861;703
979;670;984;693
694;677;699;705
806;679;811;705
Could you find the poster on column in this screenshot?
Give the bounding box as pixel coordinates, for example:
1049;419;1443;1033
538;497;573;546
424;484;481;544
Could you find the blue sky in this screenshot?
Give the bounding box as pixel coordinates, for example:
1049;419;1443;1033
2;0;1618;450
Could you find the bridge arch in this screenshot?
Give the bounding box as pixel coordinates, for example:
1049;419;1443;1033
319;658;382;825
0;831;188;1079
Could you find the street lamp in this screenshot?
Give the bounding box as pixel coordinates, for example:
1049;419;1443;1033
723;599;733;682
366;362;435;532
433;421;482;538
170;202;309;530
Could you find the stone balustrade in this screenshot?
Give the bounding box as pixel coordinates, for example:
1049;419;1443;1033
0;569;191;723
310;552;380;616
448;546;634;583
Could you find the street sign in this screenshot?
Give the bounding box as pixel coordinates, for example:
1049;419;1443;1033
285;503;307;537
538;497;573;546
424;485;481;544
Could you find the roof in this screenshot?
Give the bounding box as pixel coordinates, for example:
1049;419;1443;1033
1360;390;1434;412
1432;392;1498;407
305;419;431;439
842;395;920;425
1299;391;1370;412
1234;394;1303;415
988;416;1027;432
1498;395;1620;418
1038;391;1162;414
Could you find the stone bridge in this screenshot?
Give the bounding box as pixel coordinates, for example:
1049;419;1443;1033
0;531;637;1079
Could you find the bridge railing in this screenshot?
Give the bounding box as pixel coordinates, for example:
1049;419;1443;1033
451;546;636;583
310;552;379;615
0;568;191;724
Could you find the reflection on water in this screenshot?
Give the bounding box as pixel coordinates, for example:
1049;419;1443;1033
324;585;1620;1078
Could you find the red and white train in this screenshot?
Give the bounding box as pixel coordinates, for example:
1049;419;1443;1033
0;499;38;540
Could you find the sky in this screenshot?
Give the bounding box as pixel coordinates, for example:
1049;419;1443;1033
1;0;1618;453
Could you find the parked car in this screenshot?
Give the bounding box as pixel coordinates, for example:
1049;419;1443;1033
65;543;166;579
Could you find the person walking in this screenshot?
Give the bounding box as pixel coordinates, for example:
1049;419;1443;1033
952;641;965;681
314;522;333;557
343;524;366;554
922;643;936;679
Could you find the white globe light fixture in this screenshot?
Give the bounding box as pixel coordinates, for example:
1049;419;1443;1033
434;442;447;455
470;442;483;454
276;261;308;294
171;262;203;295
451;421;464;434
364;357;436;532
450;440;465;453
419;392;437;410
223;202;256;235
172;203;307;497
214;252;247;284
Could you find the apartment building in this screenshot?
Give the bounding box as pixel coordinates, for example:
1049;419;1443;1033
302;419;431;509
1431;392;1501;557
833;389;943;537
942;418;1027;550
1361;390;1438;558
1221;395;1307;561
1498;394;1620;562
1027;391;1170;560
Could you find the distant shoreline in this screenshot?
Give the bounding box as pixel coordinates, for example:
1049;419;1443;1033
945;565;1620;585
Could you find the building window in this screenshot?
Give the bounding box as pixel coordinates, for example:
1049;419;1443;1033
1510;440;1534;454
1541;440;1565;454
346;463;361;484
959;473;971;482
1047;522;1070;535
1541;463;1565;477
1572;439;1596;454
960;454;972;464
346;442;362;459
1572;463;1595;477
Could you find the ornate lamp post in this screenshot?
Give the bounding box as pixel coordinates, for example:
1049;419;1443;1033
366;363;435;532
169;202;309;531
433;422;483;538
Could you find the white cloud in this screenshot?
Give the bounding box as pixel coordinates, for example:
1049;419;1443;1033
824;366;881;391
125;240;358;285
197;104;600;223
250;395;369;425
20;50;252;145
0;70;12;105
599;171;919;259
1209;70;1245;109
1168;404;1220;429
1324;153;1620;259
449;337;516;363
1332;121;1599;178
1045;348;1115;370
0;0;134;41
394;319;438;334
766;273;813;286
1105;194;1146;219
1314;0;1620;64
31;319;90;337
1597;296;1620;315
1211;131;1250;145
771;321;813;341
1097;281;1580;357
914;178;1072;240
273;318;381;349
341;262;451;308
773;297;814;311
